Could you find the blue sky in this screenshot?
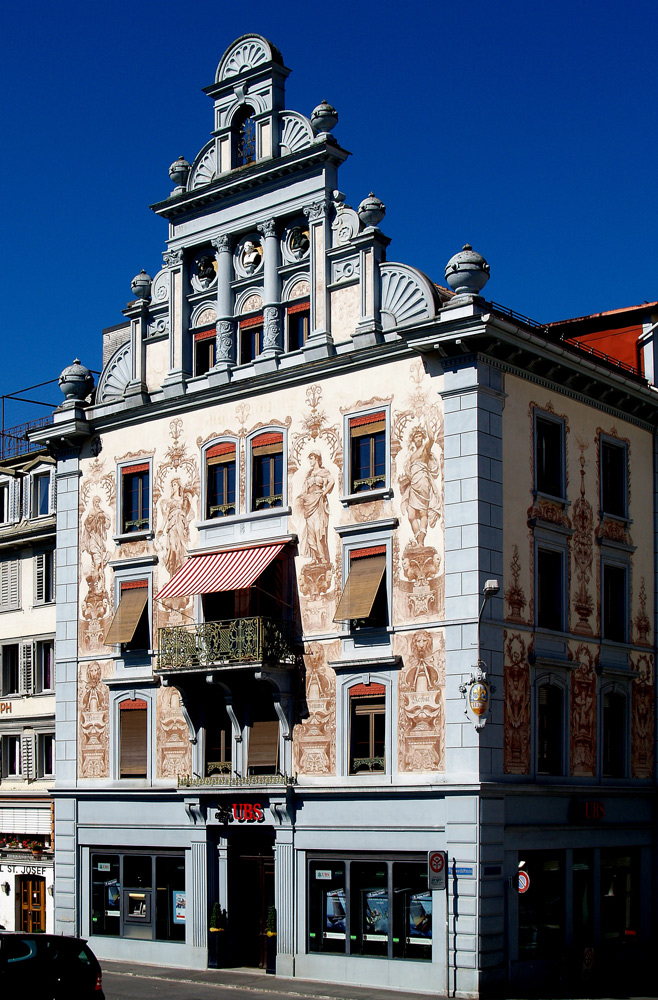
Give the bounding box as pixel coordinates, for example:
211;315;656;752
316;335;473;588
1;0;656;425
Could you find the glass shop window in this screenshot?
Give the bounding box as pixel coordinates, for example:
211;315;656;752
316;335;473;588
392;862;432;961
308;865;347;954
517;851;565;960
572;849;594;950
155;855;185;942
91;854;121;937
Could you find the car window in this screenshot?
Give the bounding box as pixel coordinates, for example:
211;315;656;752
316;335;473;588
1;936;40;963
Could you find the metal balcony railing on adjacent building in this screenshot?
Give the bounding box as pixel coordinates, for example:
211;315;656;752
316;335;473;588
157;616;297;671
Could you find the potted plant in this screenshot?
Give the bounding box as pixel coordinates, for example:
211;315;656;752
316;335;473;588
209;902;226;932
30;840;43;858
208;903;227;969
265;905;277;974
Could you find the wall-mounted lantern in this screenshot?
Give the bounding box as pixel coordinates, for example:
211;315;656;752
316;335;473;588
459;579;498;731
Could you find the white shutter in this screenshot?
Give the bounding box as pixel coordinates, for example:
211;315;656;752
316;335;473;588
0;806;51;834
9;479;20;523
21;733;35;780
22;474;31;520
8;559;19;610
35;553;45;604
49;469;57;515
0;561;9;609
20;642;34;695
0;559;18;610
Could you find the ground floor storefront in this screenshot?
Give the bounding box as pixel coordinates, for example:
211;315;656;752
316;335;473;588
0;798;54;932
55;784;656;998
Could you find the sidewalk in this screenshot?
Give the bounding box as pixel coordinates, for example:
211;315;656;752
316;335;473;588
101;958;446;1000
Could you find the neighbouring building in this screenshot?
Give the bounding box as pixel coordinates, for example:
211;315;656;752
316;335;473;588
0;424;56;930
32;35;656;997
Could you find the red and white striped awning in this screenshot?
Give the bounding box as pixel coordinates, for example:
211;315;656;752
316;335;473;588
156;542;285;600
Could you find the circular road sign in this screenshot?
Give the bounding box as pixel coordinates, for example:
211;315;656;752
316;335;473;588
518;871;530;893
429;852;445;875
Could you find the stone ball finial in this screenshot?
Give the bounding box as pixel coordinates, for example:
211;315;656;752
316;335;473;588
310;99;338;135
444;244;490;297
169;155;191;188
358;192;386;228
59;359;94;402
131;270;152;302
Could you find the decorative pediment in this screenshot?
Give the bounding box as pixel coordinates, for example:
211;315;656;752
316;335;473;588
97;343;132;403
380;263;438;329
189;141;217;190
280;112;313;156
215;35;282;83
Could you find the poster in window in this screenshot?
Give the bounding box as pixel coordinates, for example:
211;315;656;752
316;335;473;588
106;881;120;913
325;889;346;937
173;890;186;924
363;889;389;940
408;892;432;941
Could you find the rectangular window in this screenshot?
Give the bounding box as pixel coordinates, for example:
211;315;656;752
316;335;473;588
121;464;150;533
600;440;627;518
239;315;263;365
334;547;388;629
33;473;50;517
349;683;385;774
308;857;431;961
602;564;627;642
536;683;564;775
536;547;564;631
1;734;21;776
0;558;20;611
602;690;627;778
34;550;54;605
193;328;216;376
206;716;232;777
1;643;19;695
37;732;55;777
247;719;279;776
349;413;386;494
287;301;310;352
517;851;564;959
119;700;148;778
535;414;564;499
0;482;8;523
251;433;283;510
206;443;236;518
35;640;54;693
105;580;149;653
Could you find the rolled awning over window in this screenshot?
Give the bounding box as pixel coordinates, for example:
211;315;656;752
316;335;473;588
156;542;286;600
333;548;386;622
104;584;148;644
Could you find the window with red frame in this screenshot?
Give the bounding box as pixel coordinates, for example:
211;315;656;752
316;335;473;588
287;299;310;352
239;314;263;365
193;326;216;376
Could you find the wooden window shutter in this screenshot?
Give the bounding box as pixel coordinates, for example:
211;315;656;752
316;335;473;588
0;559;20;611
21;476;31;520
119;703;148;776
333;553;386;621
104;587;149;644
248;720;279;771
20;642;34;695
21;732;35;780
35;553;45;604
9;480;21;523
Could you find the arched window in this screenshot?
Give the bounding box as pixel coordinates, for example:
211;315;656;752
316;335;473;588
537;682;563;775
602;690;626;778
233;105;256;167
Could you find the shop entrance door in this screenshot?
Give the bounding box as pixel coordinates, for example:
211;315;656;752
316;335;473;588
229;836;274;968
18;876;45;932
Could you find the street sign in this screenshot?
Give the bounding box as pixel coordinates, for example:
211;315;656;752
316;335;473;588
428;850;447;890
518;870;530;893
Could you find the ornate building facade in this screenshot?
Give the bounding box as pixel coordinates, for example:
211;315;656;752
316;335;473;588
34;35;656;997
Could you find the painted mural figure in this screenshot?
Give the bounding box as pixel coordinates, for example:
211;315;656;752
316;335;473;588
157;478;195;578
400;424;440;546
81;495;111;571
297;451;334;565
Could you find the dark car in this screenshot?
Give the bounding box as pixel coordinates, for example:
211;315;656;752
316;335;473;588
0;931;104;999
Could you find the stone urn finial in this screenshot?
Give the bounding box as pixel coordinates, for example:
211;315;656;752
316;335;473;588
358;192;386;228
58;359;94;402
444;244;490;297
169;155;191;191
310;99;338;135
130;270;152;302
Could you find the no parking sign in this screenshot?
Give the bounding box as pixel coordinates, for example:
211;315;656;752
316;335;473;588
518;870;530;893
428;850;447;891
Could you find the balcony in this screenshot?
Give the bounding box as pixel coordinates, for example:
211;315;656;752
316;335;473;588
156;616;297;673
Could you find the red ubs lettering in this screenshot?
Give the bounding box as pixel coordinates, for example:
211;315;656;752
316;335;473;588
232;802;264;822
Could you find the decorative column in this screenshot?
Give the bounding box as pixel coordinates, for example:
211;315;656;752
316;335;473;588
273;829;295;976
351;194;389;350
123;270;151;405
190;837;209;950
210;234;235;385
256;218;283;363
161;247;187;398
303;197;334;360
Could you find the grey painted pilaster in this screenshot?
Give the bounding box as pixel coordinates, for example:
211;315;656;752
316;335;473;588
190;838;208;949
54;795;78;935
274;829;294;976
302;198;334;360
441;356;504;781
211;235;235;381
351;227;389;349
162;247;187;396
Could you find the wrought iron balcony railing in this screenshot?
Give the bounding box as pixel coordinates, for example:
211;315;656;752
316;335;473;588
157;616;296;671
178;772;297;788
